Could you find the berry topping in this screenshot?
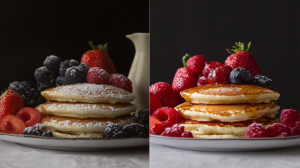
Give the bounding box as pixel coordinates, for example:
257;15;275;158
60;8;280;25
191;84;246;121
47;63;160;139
229;67;252;84
152;107;180;127
207;65;232;84
42;130;54;137
4;121;12;131
16;107;42;127
150;93;161;115
181;131;193;138
59;59;80;77
78;63;90;73
34;66;55;82
43;55;61;74
186;55;207;75
23;123;52;136
86;67;110;84
150;123;164;135
55;76;68;87
150;115;162;130
278;132;289;137
160;124;189;137
0;89;24;116
150;82;179;107
37;79;55;91
102;123;123;138
136;109;149;127
280;109;299;127
251;75;273;89
65;66;86;84
123;123;148;138
289;127;300;136
197;76;207;86
202;61;224;77
69;59;80;67
0;113;26;134
108;73;133;93
265;123;288;137
244;123;266;138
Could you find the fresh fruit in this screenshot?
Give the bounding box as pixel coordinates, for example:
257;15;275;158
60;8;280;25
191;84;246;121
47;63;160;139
55;76;68;87
136;109;149;127
23;123;53;137
229;68;252;84
265;123;288;137
186;55;207;75
0;89;24;116
86;67;110;84
81;42;116;75
288;127;300;136
225;42;261;76
160;124;192;137
150;93;161;115
65;66;86;84
202;61;224;77
4;121;12;131
152;107;180;127
102;123;123;138
59;59;80;77
150;115;162;130
181;131;193;138
150;123;164;135
197;76;207;86
280;109;299;127
251;75;273;89
34;66;55;82
244;123;266;138
108;73;133;93
278;132;289;137
207;65;232;84
150;82;179;107
123;123;148;138
43;55;61;74
78;63;90;74
16;107;42;127
0;113;26;134
37;79;55;91
42;130;54;137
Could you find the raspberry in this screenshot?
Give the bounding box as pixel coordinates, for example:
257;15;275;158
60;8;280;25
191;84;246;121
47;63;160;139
280;109;299;127
151;123;164;135
289;127;300;136
161;127;176;137
171;124;185;137
251;75;273;89
16;107;42;127
181;131;193;138
278;132;288;137
229;68;252;84
244;123;267;138
202;61;224;77
152;107;180;127
150;131;158;135
186;55;206;75
295;121;300;128
150;93;161;115
207;65;232;84
108;73;133;93
150;82;179;107
265;123;288;137
197;76;207;86
87;67;110;84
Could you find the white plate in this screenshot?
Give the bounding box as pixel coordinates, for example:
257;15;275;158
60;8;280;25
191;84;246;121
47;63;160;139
0;133;149;151
150;135;300;152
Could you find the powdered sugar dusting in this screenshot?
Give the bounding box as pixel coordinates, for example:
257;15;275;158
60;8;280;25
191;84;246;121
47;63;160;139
47;103;132;112
44;119;113;127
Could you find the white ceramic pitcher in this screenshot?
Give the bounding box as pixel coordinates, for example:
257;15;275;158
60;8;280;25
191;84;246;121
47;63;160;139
126;33;149;114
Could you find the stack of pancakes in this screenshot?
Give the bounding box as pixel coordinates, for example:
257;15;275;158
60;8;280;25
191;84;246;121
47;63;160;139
175;84;280;138
36;83;137;138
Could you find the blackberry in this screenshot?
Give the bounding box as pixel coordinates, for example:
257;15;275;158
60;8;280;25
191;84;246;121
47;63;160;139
123;123;147;138
65;67;86;84
34;124;45;130
44;55;61;74
34;66;55;82
102;123;123;138
136;109;149;127
23;127;34;135
251;75;273;89
59;59;80;77
112;131;124;139
229;68;252;84
37;79;55;91
42;130;54;137
56;76;68;87
78;63;90;73
23;126;43;136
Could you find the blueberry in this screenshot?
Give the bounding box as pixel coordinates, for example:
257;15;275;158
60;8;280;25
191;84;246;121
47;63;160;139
34;66;55;82
65;67;85;84
78;63;90;73
56;76;68;87
229;68;252;84
102;123;123;138
37;79;55;91
251;75;273;89
42;130;54;137
59;60;70;76
44;55;61;74
69;59;79;67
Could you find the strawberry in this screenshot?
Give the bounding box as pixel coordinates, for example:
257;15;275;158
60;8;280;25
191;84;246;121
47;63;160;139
186;55;207;76
0;89;24;116
150;92;161;115
0;113;26;134
16;107;42;127
225;42;261;76
150;82;179;107
81;42;116;75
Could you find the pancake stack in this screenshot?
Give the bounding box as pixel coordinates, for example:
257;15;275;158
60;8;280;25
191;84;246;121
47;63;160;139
175;84;280;138
36;83;137;138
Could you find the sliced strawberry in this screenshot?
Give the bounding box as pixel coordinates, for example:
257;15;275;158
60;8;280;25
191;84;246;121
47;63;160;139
16;107;42;127
150;115;162;131
0;113;26;134
0;89;24;116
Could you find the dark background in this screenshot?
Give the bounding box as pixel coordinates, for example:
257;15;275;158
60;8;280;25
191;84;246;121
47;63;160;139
150;0;300;111
0;1;149;90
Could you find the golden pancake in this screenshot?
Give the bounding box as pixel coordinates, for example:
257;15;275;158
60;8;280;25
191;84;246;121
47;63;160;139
175;103;279;122
180;117;277;137
36;102;137;118
180;84;280;104
41;83;135;104
51;131;102;138
41;115;136;133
